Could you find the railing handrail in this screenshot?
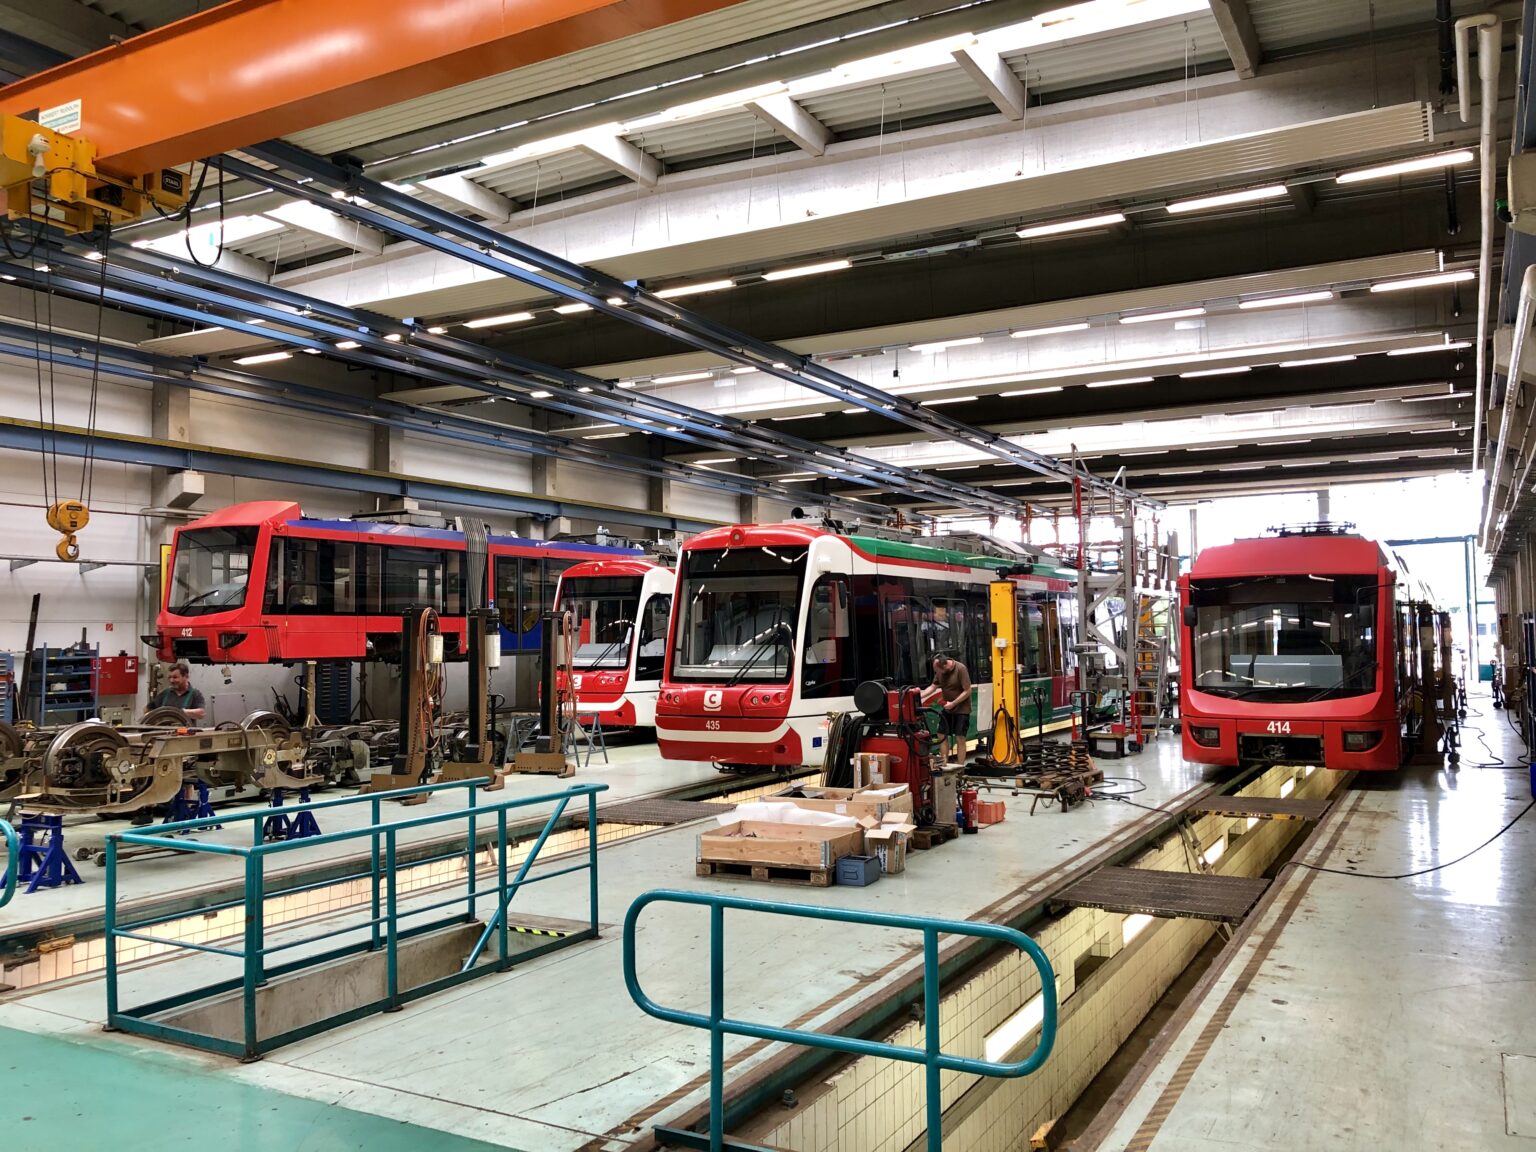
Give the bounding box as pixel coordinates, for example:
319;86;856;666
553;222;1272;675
0;819;16;908
113;782;607;857
623;888;1057;1151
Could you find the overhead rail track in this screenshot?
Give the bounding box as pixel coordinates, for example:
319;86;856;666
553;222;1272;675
11;247;1038;519
0;316;852;521
231;144;1153;507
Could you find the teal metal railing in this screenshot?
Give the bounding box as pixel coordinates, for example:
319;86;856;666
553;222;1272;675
623;889;1057;1152
106;778;606;1060
0;819;16;908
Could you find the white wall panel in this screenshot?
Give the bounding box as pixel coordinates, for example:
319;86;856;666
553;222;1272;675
398;433;536;493
188;392;374;469
0;356;152;438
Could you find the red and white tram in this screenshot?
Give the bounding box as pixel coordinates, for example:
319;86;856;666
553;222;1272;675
655;521;1079;770
553;558;675;729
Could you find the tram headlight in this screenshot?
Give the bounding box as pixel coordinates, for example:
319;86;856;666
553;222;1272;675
1189;725;1221;748
1342;729;1382;752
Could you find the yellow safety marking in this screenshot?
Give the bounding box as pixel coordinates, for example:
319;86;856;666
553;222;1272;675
509;925;569;938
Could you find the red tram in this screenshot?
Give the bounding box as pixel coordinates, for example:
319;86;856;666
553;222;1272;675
146;501;642;664
553;558;675;728
1178;528;1447;771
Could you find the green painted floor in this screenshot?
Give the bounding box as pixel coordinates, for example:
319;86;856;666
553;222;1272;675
0;1025;517;1151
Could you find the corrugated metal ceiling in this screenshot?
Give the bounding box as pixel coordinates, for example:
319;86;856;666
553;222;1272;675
1247;0;1474;53
285;0;894;158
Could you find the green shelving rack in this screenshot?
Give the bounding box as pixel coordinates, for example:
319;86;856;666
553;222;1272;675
27;644;99;726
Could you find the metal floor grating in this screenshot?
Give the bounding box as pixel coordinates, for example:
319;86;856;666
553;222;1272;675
1051;866;1271;923
574;798;731;827
1193;795;1331;822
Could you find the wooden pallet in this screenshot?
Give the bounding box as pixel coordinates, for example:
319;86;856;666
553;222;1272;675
910;823;960;850
695;859;833;887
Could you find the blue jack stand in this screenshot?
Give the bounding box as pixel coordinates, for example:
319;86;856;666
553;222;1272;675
262;788;321;842
163;780;220;831
10;815;84;893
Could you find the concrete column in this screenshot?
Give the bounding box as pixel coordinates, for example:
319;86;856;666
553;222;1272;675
1315;488;1330;522
371;425;405;474
737;492;768;525
648;476;674;519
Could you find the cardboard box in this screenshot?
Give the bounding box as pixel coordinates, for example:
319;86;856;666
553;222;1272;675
865;813;917;875
851;752;891;789
697;820;866;871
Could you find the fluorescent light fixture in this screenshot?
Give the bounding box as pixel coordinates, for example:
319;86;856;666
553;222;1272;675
772;413;819;422
1123;913;1154;945
731;366;758;375
983;981;1057;1064
529;390;552;399
1387;340;1471;356
1238;290;1334;310
1369;270;1475;293
1086;376;1154;389
1278;355;1356;367
463;311;535;328
1000;386;1064;397
1010;322;1091;339
1180;366;1252;378
84;251;105;261
383;333;403;342
426;325;448;334
334;340;361;350
920;395;978;406
606;296;626;306
616;381;638;389
763;259;851;281
554;302;593;315
34;264;50;272
910;336;984;354
653;371;713;385
655;279;734;299
1016;211;1126;239
576;386;593;394
1337;149;1475;184
1166;184;1288;214
1119;307;1206;325
695;457;737;465
1280;777;1296;798
233;351;291;366
1399;390;1457;403
583;431;629;440
1202;837;1227;867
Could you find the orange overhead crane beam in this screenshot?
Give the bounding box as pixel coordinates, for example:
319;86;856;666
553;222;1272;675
0;0;749;179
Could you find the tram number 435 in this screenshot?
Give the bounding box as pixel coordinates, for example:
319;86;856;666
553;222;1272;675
1265;721;1292;735
705;720;721;730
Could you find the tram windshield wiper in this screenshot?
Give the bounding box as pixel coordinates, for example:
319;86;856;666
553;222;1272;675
726;619;791;686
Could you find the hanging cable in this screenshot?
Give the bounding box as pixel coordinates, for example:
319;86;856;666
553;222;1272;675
80;222;111;509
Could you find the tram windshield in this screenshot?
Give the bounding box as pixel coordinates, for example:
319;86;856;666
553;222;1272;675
560;575;642;669
671;544;806;683
167;527;259;616
1187;574;1377;701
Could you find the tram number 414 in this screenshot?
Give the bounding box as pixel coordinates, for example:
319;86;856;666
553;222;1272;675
1265;721;1293;735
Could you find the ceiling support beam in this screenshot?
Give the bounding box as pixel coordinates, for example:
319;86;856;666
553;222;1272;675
208;248;273;283
418;174;517;223
237;142;1146;508
746;94;835;156
1209;0;1262;79
576;135;663;187
951;45;1027;121
264;203;389;256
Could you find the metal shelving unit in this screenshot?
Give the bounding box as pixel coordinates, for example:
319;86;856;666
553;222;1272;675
0;652;14;725
27;644;99;726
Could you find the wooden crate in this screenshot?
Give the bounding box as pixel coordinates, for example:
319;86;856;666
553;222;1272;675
697;820;865;873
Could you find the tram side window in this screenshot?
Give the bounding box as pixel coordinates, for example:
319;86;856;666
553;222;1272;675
1020;603;1046;676
636;594;672;679
495;558;519;631
804;576;856;698
882;592;936;687
263;538;359;614
383;546;446;613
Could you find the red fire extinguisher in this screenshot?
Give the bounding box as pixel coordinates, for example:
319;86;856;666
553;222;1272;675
960;787;980;834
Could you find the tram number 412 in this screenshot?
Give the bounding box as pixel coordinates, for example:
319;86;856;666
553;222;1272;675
1265;721;1292;735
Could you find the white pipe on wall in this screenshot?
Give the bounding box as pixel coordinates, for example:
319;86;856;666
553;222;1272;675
1457;13;1501;482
